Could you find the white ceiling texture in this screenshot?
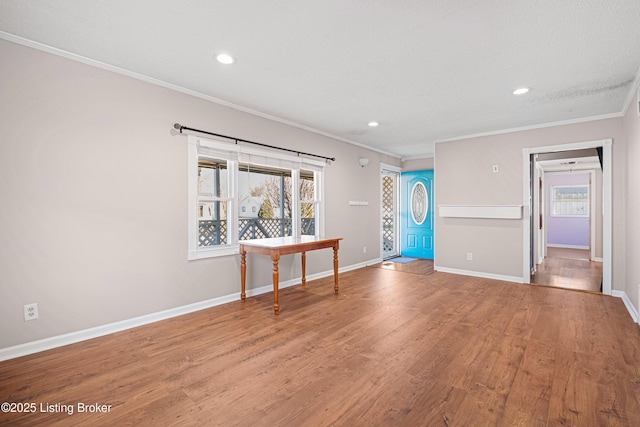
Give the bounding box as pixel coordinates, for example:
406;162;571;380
1;1;639;159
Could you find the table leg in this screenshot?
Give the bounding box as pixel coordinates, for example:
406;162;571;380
301;251;306;286
240;246;246;302
333;243;339;294
272;252;280;314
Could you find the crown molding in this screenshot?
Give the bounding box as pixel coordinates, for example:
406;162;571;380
0;31;401;160
435;112;623;144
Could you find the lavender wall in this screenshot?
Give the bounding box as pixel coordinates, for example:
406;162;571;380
546;173;590;248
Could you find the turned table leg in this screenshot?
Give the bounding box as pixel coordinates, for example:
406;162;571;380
333;243;339;294
301;251;307;286
271;251;280;314
240;246;247;302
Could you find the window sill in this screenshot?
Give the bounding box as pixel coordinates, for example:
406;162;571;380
188;244;239;260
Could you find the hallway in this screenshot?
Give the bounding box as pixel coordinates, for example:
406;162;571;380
531;247;603;293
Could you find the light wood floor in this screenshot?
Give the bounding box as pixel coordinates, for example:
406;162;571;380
532;248;603;293
1;268;638;426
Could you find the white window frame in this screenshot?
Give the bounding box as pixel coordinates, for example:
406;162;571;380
299;168;322;237
188;135;325;260
550;184;589;217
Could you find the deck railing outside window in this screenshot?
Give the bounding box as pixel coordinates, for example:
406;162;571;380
199;218;315;246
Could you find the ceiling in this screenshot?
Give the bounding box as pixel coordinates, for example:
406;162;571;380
537;156;601;173
1;1;639;159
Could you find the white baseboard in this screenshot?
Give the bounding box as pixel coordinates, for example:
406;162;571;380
271;264;639;326
436;268;638;324
547;244;589;250
0;259;378;362
612;290;639;324
0;293;240;362
434;266;525;284
365;257;384;266
592;257;604;262
5;258;632;362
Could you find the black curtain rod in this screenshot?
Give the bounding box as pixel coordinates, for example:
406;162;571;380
174;123;335;162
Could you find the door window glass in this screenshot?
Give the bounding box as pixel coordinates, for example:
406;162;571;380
410;182;428;225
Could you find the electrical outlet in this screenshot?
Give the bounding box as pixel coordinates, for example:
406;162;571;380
467;252;473;261
363;246;367;254
24;303;38;321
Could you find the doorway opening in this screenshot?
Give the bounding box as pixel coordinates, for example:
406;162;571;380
522;139;612;295
400;169;434;259
531;247;603;292
531;157;603;292
380;164;401;260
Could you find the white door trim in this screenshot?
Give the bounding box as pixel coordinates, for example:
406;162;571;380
589;169;597;261
522;139;612;295
380;163;402;259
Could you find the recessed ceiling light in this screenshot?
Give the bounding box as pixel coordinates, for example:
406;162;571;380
215;53;236;65
513;87;530;95
368;121;379;127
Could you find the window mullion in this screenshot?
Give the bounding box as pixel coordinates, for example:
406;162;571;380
292;169;300;237
315;170;324;237
228;160;239;245
190;134;325;259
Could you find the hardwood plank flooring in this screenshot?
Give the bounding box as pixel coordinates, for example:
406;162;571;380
546;247;591;261
1;268;638;426
372;258;434;276
531;248;603;293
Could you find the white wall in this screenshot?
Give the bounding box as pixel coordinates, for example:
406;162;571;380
402;157;434;171
0;39;400;350
434;118;626;286
2;37;636;355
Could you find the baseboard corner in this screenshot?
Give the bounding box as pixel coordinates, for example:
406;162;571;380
611;290;639;324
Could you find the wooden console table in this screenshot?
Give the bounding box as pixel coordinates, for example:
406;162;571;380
239;236;343;314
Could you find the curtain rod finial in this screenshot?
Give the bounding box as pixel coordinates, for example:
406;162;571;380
173;123;184;133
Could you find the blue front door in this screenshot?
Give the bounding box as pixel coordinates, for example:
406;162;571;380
400;170;434;259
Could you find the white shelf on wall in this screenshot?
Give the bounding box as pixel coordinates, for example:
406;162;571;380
438;205;523;219
348;200;370;206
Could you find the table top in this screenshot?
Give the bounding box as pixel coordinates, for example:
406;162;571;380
239;236;343;250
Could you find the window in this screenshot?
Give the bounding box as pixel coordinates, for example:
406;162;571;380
238;162;293;240
188;135;325;259
300;170;319;236
197;158;230;246
551;185;589;217
410;182;428;225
